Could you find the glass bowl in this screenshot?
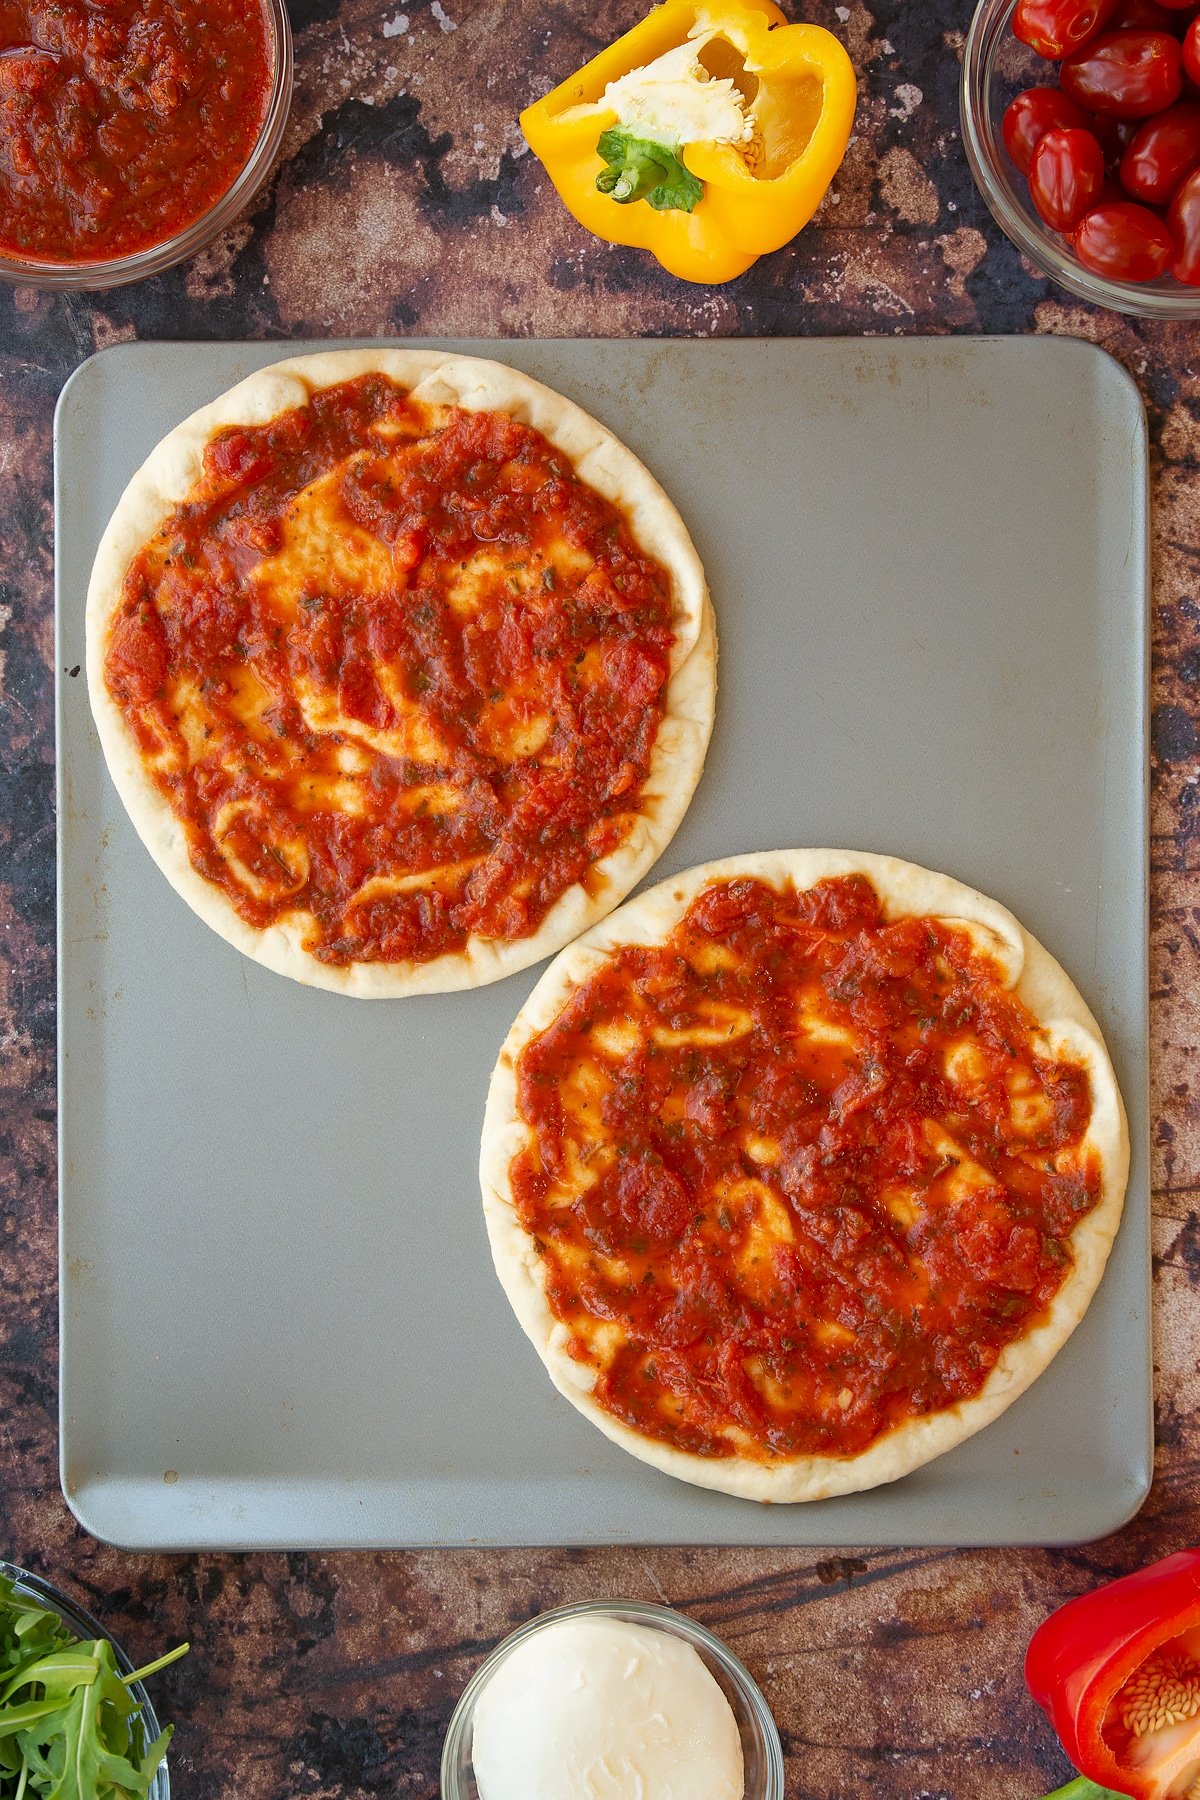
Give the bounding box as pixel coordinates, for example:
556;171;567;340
0;1561;171;1799
0;0;292;293
961;0;1200;318
441;1598;785;1800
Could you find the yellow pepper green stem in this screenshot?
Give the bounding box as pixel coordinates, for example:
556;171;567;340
520;0;856;284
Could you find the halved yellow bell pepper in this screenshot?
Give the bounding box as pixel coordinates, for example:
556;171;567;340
520;0;856;284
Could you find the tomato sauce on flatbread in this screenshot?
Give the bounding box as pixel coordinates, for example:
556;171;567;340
103;375;676;966
509;873;1102;1462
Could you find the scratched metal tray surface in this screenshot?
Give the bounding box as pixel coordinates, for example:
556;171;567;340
55;336;1150;1550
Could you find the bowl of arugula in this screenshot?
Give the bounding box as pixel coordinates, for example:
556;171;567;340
0;1562;188;1799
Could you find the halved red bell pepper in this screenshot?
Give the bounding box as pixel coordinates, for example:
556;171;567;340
1026;1548;1200;1799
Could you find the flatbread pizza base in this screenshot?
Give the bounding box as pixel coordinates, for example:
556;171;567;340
85;350;716;996
480;849;1129;1503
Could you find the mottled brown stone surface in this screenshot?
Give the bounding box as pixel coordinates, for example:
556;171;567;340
1;1;1198;1795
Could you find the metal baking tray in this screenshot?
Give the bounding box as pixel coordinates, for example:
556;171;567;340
55;337;1151;1550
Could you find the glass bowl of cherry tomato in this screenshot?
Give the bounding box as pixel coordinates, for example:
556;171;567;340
962;0;1200;315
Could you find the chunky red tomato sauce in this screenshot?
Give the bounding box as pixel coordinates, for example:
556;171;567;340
511;875;1101;1462
104;375;676;966
0;0;272;263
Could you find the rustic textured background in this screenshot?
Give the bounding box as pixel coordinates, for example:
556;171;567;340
1;1;1197;1794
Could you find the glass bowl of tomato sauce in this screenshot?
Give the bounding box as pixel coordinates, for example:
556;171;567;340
0;0;292;291
962;0;1200;317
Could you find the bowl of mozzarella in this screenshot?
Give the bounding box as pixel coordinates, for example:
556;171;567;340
440;1599;785;1800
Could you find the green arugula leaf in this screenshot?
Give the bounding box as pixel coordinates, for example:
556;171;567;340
3;1650;103;1703
594;128;703;213
0;1576;186;1800
133;1733;172;1792
0;1703;61;1741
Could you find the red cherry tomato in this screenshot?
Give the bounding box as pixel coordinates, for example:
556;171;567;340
1108;0;1183;27
1088;109;1139;161
1013;0;1120;57
1073;197;1176;273
1029;126;1108;225
1155;0;1200;10
1167;164;1200;279
1003;86;1094;171
1061;29;1184;114
1185;15;1200;82
1119;98;1200;197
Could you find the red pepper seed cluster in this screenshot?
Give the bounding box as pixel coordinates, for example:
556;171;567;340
1005;0;1200;283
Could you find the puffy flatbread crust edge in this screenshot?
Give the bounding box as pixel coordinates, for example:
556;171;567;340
479;849;1130;1503
85;349;716;996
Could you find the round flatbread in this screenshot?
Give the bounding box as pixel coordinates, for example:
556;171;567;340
86;350;715;995
480;850;1129;1502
